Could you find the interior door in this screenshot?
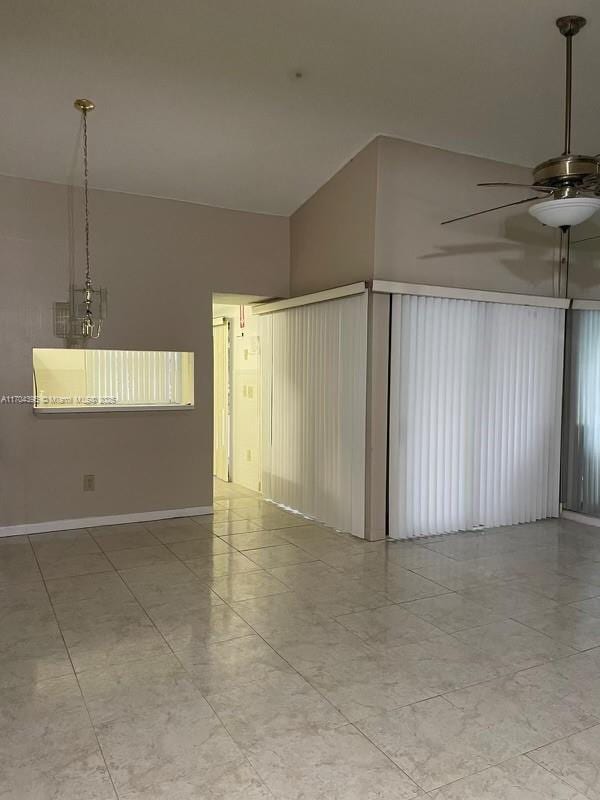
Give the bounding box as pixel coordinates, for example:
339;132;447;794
213;318;230;481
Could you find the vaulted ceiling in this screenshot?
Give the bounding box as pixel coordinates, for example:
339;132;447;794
2;0;599;215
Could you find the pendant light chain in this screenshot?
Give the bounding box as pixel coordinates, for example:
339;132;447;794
73;97;103;338
82;108;92;292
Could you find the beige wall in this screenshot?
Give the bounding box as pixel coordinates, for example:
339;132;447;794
569;220;600;299
374;137;558;294
290;139;379;295
0;174;288;526
290;136;560;297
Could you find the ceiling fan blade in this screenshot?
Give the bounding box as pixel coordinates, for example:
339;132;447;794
477;182;555;193
441;196;540;225
572;234;600;245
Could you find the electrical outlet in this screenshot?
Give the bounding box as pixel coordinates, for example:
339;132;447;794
83;474;95;492
246;449;252;462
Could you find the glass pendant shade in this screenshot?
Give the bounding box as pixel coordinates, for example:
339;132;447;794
529;197;600;228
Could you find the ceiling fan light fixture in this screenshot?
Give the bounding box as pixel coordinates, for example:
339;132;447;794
528;197;600;228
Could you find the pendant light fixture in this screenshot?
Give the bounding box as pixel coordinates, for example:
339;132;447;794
71;98;106;339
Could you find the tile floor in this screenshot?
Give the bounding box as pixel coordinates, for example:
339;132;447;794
4;480;600;797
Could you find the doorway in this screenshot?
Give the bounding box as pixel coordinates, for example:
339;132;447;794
212;317;230;482
212;294;265;492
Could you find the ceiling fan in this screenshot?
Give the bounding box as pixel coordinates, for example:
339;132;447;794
442;15;600;251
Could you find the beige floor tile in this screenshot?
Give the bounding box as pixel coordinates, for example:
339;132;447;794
0;630;74;689
195;510;245;524
381;634;504;696
209;570;290;602
231;593;334;635
39;551;115;580
358;686;595;793
122;565;213;608
245;543;318;569
118;559;198;587
181;634;294;693
116;761;274;800
361;568;450;603
138;578;224;612
562;561;600;584
0;674;116;799
300;649;435;722
46;570;133;606
86;673;242;798
221;530;289;550
530;724;600;799
401;592;506;632
162;603;255;657
245;725;421;800
428;755;588;799
516;605;600;651
56;598;171;672
571;595;600;617
0;539;41;585
261;620;374;672
77;654;212;724
248;515;310;530
511;647;600;718
217;497;274;513
271;562;389;617
167;536;234;559
445;673;598;744
510;573;600;604
336;604;446;647
460;583;561;617
421;531;526;561
91;523;159;551
33;529;114;579
106;544;178;570
207;671;345;747
145;517;211;544
394;553;509;591
185;550;259;580
30;528;98;558
454;619;576;671
9;505;600;798
206;519;265;536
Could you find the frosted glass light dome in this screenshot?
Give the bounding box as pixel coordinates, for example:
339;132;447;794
529;197;600;228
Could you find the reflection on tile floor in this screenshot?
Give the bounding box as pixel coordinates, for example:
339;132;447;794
4;480;600;797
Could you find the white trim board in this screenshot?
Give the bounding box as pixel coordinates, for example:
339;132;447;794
251;282;367;315
34;405;195;414
572;300;600;310
561;509;600;528
371;280;570;309
0;506;213;538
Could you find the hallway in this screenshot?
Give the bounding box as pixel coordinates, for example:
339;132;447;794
3;481;600;797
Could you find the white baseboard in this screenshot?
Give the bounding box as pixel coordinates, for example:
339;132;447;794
0;506;214;538
560;509;600;528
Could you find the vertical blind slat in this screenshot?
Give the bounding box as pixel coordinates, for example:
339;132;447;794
259;294;368;537
389;295;563;539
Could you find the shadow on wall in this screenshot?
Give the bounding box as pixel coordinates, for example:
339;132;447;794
416;209;556;290
570;220;600;295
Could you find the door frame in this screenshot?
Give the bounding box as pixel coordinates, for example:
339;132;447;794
212;316;232;481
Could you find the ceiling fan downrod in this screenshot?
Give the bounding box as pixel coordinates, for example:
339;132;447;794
556;15;586;156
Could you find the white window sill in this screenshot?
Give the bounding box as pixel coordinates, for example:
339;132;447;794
33;405;195;414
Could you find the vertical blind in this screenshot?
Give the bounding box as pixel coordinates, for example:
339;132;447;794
389;294;564;539
85;350;189;406
259;293;368;537
564;309;600;515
